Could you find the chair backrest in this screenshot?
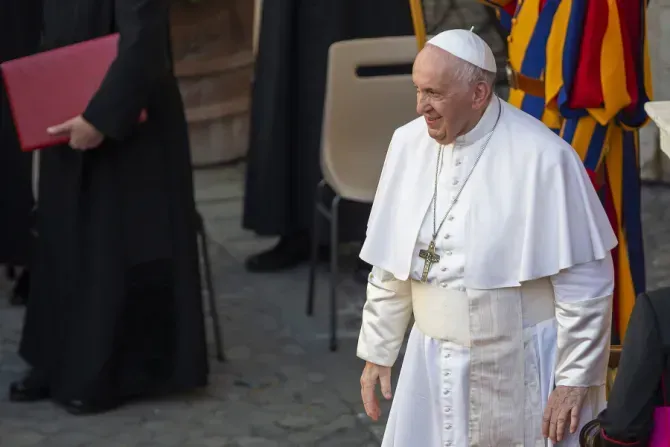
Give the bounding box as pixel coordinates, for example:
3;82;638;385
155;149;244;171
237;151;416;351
321;36;419;203
644;101;670;159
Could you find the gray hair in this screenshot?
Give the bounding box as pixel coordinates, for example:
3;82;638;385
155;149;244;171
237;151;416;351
422;43;497;90
451;57;497;88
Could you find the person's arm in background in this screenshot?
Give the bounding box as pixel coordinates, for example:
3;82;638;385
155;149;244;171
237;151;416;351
82;0;171;141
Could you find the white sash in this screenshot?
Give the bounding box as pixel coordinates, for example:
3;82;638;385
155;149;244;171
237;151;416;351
410;279;555;445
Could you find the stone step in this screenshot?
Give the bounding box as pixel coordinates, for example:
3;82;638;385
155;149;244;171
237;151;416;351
169;0;254;168
186;98;250;168
170;4;238;60
185;97;249;124
175;51;253;110
175;51;253;168
175;51;254;77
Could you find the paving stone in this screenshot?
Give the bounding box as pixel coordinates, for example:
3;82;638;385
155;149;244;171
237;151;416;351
235;437;280;447
0;431;45;446
4;165;668;446
227;345;252;361
43;431;100;447
201;436;232;447
307;372;326;384
282;344;305;356
276;415;319;430
149;433;189;446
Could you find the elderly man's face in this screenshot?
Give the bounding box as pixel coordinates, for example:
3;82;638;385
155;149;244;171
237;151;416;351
412;46;483;145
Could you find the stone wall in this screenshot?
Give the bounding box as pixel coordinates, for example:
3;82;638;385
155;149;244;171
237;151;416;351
640;0;670;180
171;0;254;167
423;0;507;67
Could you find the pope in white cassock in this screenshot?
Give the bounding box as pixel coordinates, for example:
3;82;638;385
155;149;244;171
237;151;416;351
357;29;617;446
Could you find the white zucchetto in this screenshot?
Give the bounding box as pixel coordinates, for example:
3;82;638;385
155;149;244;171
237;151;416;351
426;29;497;73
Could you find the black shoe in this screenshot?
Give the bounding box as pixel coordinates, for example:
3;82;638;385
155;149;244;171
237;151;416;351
9;370;50;402
5;265;16;280
10;270;30;307
60;397;123;416
245;233;328;272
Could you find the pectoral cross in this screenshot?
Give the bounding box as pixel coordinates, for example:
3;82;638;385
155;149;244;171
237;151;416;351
419;240;441;283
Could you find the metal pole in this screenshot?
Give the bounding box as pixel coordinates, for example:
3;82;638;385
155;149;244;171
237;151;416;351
409;0;427;51
253;0;263;56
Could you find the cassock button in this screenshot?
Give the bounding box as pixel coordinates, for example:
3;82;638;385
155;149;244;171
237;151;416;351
440;281;448;288
455;159;462;166
444;233;450;240
446;251;452;256
445;407;452;413
452;179;459;185
446;424;452;430
447;216;454;221
440;266;448;272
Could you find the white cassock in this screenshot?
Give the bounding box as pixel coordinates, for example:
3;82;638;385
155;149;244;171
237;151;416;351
357;96;617;446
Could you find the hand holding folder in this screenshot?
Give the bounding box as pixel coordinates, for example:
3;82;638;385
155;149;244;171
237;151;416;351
47;115;104;151
0;33;146;152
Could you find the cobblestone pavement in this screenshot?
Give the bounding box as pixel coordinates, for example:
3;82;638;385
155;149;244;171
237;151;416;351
0;166;385;447
1;165;669;446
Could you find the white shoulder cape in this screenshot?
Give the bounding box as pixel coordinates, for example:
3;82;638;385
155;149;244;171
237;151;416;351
360;100;618;289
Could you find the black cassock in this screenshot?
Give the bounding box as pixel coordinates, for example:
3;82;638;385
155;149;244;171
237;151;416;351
592;289;670;446
18;0;208;405
242;0;414;240
0;0;41;266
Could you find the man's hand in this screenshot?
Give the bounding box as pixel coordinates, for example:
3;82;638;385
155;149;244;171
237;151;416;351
542;385;588;443
48;115;104;150
360;362;393;421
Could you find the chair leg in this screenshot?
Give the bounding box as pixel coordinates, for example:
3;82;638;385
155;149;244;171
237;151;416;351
196;212;225;363
329;195;341;352
307;180;327;316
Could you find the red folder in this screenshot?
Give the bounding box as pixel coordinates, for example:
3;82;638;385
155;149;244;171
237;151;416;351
1;33;144;152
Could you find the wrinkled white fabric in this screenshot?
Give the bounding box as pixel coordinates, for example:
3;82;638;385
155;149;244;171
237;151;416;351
358;259;612;446
380;322;605;447
360;97;618;288
357;95;614;446
551;256;614;387
357;267;412;367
